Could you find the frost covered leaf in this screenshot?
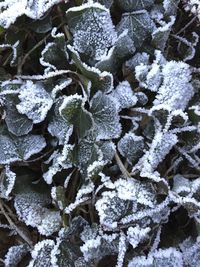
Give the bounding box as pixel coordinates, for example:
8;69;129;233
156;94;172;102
15;134;46;161
154;61;194;111
59;94;93;139
4;244;29;267
118;132;144;164
80;224;118;261
127;225;150;248
0;135;20;164
48;99;72;145
142;131;178;173
66;2;117;61
14;184;61;236
128;247;183;267
96;31;136;74
0;165;16;199
43;141;73;184
100;141;116;163
68;45;113;96
117;10;155;48
95;178;157;229
90;91;121;140
116;0;154;12
0;0;61;28
110;81;137;111
16;81;53;124
28;240;55;267
72;135;102;175
4;96;33;136
152;16;176;51
40;29;69;72
181;237;200;267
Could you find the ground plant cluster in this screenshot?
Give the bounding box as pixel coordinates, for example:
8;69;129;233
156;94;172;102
0;0;200;266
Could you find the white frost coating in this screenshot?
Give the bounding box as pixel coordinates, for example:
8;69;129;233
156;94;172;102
0;0;61;28
116;232;127;267
39;42;57;72
90;91;121;140
127;225;150;249
28;239;55;267
80;236;102;261
4;244;29;267
118;132;144;164
16;81;53;124
0;41;19;65
51;78;72;99
64;196;90;214
0;135;20;164
110;81;137;111
14;190;61;236
16;134;46;160
0;165;16;199
66;2;117;60
154;61;194;111
183;0;200;21
128;247;183;267
141;131;178;173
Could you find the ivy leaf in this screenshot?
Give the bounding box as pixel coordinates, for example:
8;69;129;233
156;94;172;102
48;100;72;145
110;81;138;111
59;94;93;139
28;240;55;267
152;16;176;51
128;248;183;267
116;0;154;12
154;61;194;111
66;2;117;61
4;96;33;136
40;28;69;72
117;10;155;48
16;81;53;124
96;31;136;74
4;244;29;267
68;45;113;96
14;180;61;236
0;165;16;200
90;91;121;140
118;132;145;165
0;134;46;164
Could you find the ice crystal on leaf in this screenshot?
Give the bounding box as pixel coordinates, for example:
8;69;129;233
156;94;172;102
0;0;61;28
66;2;117;61
90;91;121;140
28;240;55;267
154;61;194;111
4;244;29;267
0;165;16;200
128;248;183;267
16;81;53;124
118;132;144;164
117;10;155;48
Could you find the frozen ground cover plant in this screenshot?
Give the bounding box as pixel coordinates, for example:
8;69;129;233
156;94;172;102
0;0;200;266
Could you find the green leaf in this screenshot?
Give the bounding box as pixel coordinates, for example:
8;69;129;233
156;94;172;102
66;2;117;60
59;94;93;139
117;10;155;48
90;91;121;140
